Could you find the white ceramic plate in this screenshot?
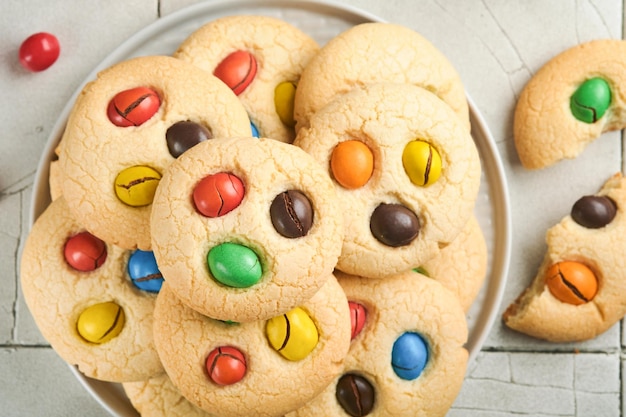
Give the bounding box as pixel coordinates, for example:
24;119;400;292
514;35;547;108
29;0;511;415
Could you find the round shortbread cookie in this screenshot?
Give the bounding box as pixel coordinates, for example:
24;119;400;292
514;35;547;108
20;197;163;382
150;136;343;322
293;22;469;132
294;83;481;278
504;173;626;342
152;276;351;417
288;270;468;417
59;55;251;250
514;39;626;169
174;15;319;143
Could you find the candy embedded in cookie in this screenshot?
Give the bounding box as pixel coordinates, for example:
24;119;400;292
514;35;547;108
150;137;344;322
287;270;468;417
152;276;351;417
20;197;163;382
504;173;626;342
294;83;481;278
174;15;320;143
293;22;470;132
513;39;626;169
59;55;252;250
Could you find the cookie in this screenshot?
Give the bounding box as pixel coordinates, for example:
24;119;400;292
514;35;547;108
150;136;344;322
420;215;488;312
59;55;252;250
20;197;163;382
294;83;481;278
514;39;626;169
504;173;626;342
174;15;320;143
123;373;215;417
288;270;468;417
152;276;351;417
293;22;470;132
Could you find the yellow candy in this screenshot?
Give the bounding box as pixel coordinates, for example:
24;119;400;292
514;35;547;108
266;307;319;361
114;165;161;207
274;81;296;127
402;140;442;186
76;302;125;344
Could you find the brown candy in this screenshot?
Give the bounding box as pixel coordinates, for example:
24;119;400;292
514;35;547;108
165;121;212;158
269;190;313;238
571;195;617;229
335;373;375;417
369;203;419;247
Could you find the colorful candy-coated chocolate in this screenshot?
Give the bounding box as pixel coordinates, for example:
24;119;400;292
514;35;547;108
207;242;262;288
370;203;420;247
269;190;314;238
570;77;611;123
213;50;257;96
412;266;430;277
571;195;617;229
193;172;245;218
107;87;161;127
165;121;212;158
114;165;162;207
391;332;429;381
545;261;598;305
348;301;367;341
274;81;297;127
76;302;125;344
402;140;442;186
330;140;374;189
205;346;247;386
266;307;319;361
19;32;60;72
250;120;260;137
127;250;163;293
335;373;375;417
63;231;107;272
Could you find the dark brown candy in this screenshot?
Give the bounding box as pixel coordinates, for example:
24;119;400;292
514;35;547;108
335;373;375;417
571;195;617;229
165;121;212;158
270;190;314;238
370;203;419;247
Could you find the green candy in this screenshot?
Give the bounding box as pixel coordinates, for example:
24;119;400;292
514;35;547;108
570;77;611;123
208;242;262;288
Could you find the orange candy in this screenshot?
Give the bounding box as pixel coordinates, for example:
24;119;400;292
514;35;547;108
545;261;598;305
330;140;374;189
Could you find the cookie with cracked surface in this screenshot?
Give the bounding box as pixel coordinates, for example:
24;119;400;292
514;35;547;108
150;136;343;322
59;55;251;250
293;22;469;132
152;276;350;417
20;197;163;382
504;173;626;342
294;83;481;278
174;15;319;143
287;270;468;417
514;39;626;169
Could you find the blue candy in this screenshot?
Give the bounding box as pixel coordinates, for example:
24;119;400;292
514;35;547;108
127;250;163;293
391;332;428;380
250;120;259;138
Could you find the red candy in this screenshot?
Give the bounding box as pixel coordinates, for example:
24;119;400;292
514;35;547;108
107;87;160;127
19;32;60;72
213;50;257;95
193;172;245;217
64;232;107;272
348;301;367;340
206;346;247;385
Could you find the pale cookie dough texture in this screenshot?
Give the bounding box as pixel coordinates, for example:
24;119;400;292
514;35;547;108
289;270;468;417
293;22;470;132
20;197;163;382
514;39;626;169
59;55;251;250
504;173;626;342
152;277;351;417
174;15;319;143
150;137;344;322
295;83;481;278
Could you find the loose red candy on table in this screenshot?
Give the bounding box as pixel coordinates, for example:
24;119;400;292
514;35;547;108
107;87;161;127
213;50;257;95
63;231;107;272
206;346;247;386
19;32;60;72
193;172;245;217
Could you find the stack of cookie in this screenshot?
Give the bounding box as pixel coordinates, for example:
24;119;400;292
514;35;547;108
21;15;488;417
